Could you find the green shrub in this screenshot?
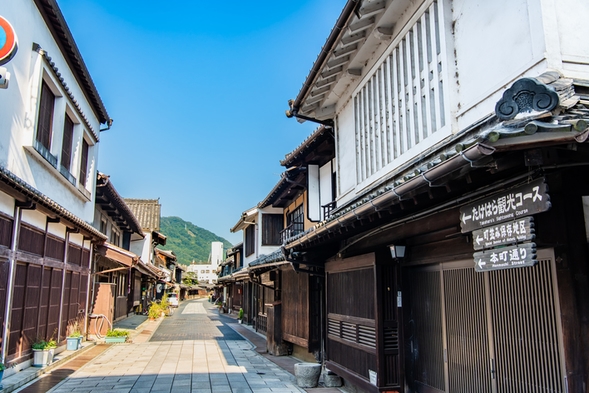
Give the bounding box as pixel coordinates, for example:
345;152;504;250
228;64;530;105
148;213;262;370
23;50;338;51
106;329;130;338
32;338;57;350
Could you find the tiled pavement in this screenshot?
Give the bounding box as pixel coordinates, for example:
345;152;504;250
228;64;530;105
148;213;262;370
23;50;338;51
6;300;343;393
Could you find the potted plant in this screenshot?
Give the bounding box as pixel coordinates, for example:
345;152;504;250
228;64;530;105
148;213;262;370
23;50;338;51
0;360;6;388
105;329;129;344
238;308;244;324
66;330;82;351
32;339;56;367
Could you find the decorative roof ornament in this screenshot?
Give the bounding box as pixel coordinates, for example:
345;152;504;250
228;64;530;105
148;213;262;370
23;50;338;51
495;78;560;120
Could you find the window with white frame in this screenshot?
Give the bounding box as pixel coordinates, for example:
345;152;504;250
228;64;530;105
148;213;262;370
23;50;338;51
354;0;448;184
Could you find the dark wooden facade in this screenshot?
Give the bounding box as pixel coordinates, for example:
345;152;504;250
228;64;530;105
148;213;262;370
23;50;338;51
0;216;90;364
309;165;589;392
325;252;402;391
281;267;322;354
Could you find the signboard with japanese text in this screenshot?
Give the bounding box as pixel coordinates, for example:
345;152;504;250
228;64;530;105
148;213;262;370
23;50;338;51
460;178;550;233
473;243;537;272
472;217;535;250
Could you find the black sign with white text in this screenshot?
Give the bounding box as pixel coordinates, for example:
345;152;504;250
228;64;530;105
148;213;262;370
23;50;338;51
460;178;550;233
473;243;537;272
472;217;535;250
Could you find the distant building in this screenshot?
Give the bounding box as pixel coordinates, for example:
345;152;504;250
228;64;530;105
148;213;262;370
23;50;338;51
187;241;224;285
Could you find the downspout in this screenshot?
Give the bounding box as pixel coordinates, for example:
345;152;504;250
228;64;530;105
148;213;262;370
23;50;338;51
1;201;34;363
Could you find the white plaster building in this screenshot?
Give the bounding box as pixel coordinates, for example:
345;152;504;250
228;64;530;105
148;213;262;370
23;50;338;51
0;0;110;369
186;241;226;285
282;0;589;392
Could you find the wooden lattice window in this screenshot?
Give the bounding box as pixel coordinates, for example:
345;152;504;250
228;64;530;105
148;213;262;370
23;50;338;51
354;0;448;184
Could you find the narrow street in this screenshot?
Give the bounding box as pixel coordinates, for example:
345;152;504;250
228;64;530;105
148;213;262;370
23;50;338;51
39;299;306;393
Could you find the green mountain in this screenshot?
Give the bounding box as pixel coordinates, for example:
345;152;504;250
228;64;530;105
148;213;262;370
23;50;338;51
159;216;233;265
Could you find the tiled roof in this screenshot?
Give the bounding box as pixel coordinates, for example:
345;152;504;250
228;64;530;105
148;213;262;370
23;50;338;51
0;165;106;241
284;73;589;250
96;173;143;236
280;125;334;167
124;198;161;231
33;0;110;125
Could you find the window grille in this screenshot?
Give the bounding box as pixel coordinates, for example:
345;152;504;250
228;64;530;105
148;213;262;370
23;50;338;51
354;1;447;183
282;205;304;242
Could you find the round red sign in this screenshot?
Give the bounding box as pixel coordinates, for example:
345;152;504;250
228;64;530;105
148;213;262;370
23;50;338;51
0;15;18;65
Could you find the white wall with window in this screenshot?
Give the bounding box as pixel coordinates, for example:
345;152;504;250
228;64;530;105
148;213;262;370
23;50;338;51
0;1;105;223
331;0;589;207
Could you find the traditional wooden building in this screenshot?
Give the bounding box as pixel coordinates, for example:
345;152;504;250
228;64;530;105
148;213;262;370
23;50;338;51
284;1;589;392
125;198;168;311
0;0;111;369
92;173;149;330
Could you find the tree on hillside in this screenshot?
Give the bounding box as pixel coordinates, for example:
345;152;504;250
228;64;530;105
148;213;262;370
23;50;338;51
182;271;199;286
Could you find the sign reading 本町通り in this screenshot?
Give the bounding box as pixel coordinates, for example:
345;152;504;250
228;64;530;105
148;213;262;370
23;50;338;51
460;178;550;233
473;243;537;272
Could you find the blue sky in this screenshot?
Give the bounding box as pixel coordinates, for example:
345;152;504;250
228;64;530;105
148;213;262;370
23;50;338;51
56;0;346;245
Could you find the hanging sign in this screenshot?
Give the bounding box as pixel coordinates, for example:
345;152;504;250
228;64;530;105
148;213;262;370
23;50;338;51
472;217;535;250
473;243;537;272
460;178;550;233
0;15;18;65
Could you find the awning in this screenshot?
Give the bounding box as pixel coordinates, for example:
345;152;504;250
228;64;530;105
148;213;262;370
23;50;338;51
103;243;137;267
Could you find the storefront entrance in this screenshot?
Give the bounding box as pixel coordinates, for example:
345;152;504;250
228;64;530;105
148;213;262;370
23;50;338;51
404;249;565;393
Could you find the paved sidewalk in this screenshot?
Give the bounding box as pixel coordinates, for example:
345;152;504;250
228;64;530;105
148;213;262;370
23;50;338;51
6;301;344;393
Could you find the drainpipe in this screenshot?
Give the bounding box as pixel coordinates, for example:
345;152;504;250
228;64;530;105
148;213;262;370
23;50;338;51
1;201;34;363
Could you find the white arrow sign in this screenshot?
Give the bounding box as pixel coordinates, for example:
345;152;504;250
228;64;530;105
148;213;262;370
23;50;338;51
477;259;486;269
461;213;472;225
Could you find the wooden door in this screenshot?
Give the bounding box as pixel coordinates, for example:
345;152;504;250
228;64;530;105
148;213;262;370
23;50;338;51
90;283;115;336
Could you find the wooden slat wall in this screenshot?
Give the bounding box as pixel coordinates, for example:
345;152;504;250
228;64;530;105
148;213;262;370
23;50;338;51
67;244;82;266
444;267;492;393
18;225;44;256
326;265;376;379
405;269;445;391
0;215;12;247
47;269;61;340
490;257;564;393
281;268;309;347
46;236;65;261
327;267;374;319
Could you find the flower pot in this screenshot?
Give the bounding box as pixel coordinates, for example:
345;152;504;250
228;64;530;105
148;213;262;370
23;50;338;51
238;319;243;324
294;363;321;388
105;336;127;343
66;337;80;350
33;349;51;367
